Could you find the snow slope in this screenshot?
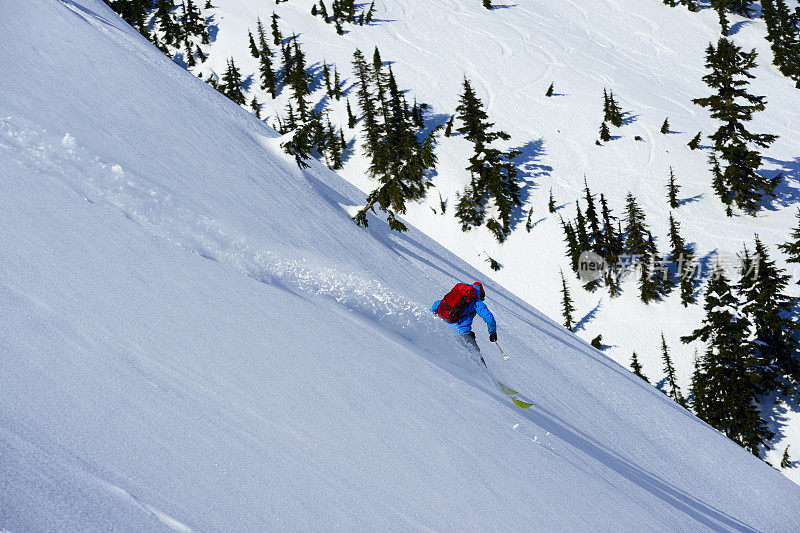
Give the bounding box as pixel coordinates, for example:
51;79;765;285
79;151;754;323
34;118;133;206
2;0;800;530
196;0;800;474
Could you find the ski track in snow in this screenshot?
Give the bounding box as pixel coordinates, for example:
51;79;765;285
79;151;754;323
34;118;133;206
0;115;459;356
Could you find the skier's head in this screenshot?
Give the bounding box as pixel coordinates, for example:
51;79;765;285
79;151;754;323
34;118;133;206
473;282;485;301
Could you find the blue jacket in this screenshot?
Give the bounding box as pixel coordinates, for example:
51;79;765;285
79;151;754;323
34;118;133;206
431;283;497;336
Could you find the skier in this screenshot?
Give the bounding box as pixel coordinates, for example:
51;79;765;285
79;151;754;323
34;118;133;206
431;282;497;366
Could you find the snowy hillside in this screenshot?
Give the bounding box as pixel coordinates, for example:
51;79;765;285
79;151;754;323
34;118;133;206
187;0;800;474
3;0;800;530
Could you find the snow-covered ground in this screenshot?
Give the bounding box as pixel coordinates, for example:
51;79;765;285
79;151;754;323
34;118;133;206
192;0;800;476
2;0;800;530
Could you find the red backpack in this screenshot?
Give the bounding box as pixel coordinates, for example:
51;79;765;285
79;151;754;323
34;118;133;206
436;283;477;323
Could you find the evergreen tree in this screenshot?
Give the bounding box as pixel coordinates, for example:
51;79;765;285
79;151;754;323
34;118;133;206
688;131;702;150
738;236;800;390
661;117;671;134
650;231;675;297
583;179;602;251
353;123;438;232
560;270;576;331
281;112;322;168
599;121;611;142
668;213;696;307
778;208;800;275
761;0;800;86
319;0;330;21
221;58;246;105
667;167;680;208
333;67;343;100
248;30;260;58
560;216;581;273
548;187;556;213
631;352;650;383
444;115;454;137
599;193;622;261
287;37;313;120
546;82;554;97
284;101;297;131
661;333;687;406
487;256;502;271
353;63;442;232
346;98;357;129
781;446;792;468
325;116;343;170
184;40;196;67
624;193;660;303
454;78;522;242
256;18;276;98
682;264;773;456
483;0;493;9
371;47;389;123
711;0;731;35
352;48;383;168
525;207;534;232
280;41;292;72
414;101;426;129
693;38;779;214
271;12;282;46
365;1;375;23
251;96;261;119
574;201;590;253
155;0;182;46
604;90;624;127
323;61;333;98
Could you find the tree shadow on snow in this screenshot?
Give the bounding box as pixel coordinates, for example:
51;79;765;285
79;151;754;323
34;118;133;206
621;112;639;126
206;14;219;43
508;138;553;230
678;193;703;206
761;392;800;466
728;20;753;36
759;156;800;211
512;402;759;531
241;74;255;93
573;298;602;332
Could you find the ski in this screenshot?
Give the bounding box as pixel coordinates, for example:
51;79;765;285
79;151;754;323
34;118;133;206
496;381;533;409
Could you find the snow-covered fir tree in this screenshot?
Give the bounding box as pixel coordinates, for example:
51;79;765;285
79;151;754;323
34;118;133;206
453;77;522;242
693;38;779;214
682;264;774;456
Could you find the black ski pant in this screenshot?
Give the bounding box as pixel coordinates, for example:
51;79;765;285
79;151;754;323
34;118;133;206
458;332;486;366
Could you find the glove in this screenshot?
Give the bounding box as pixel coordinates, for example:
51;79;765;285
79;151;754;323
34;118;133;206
489;332;497;343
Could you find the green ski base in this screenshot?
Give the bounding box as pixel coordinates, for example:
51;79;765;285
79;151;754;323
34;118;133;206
497;381;533;409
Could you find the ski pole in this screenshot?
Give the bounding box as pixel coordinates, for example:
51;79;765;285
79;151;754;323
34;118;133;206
495;341;509;361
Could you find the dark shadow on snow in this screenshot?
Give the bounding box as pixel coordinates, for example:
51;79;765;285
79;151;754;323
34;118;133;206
678;193;704;206
621;113;639;126
760;156;800;211
573;298;602;332
508;138;553;231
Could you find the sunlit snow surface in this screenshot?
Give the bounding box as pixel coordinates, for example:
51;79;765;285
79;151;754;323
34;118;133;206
1;1;800;530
